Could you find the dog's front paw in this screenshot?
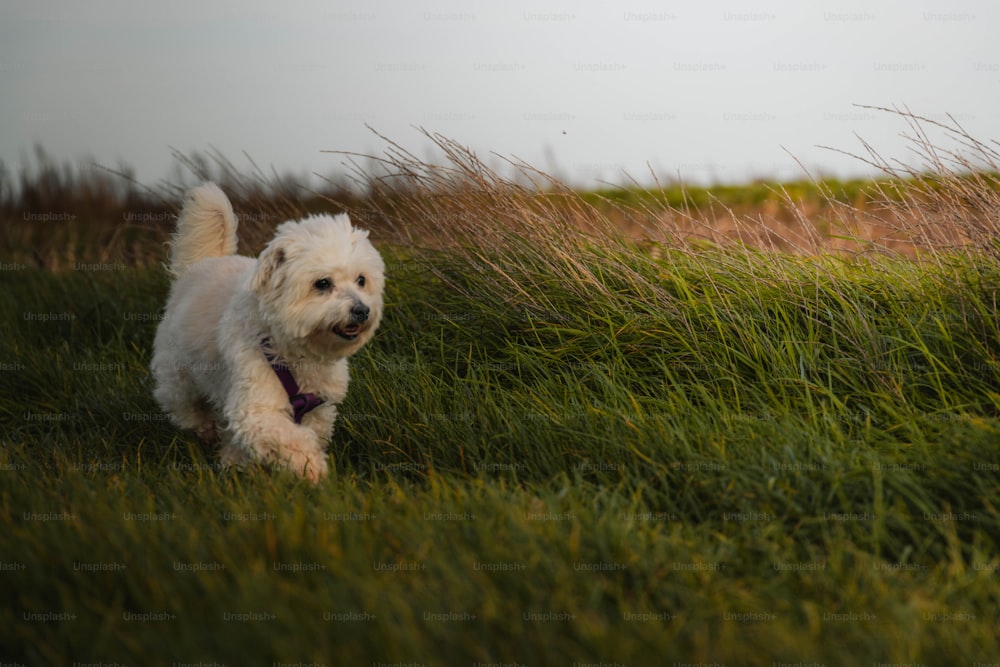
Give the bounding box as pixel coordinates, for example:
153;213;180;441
299;452;328;483
272;445;328;483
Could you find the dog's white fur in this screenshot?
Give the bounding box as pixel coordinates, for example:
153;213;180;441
151;182;384;482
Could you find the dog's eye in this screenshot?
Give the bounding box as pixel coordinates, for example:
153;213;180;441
356;275;366;288
314;278;332;291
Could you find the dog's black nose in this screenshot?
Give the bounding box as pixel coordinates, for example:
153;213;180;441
350;303;370;323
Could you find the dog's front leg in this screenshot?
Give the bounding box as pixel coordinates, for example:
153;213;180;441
223;407;329;482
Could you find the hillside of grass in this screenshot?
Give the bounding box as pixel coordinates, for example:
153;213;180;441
3;239;1000;664
3;112;1000;664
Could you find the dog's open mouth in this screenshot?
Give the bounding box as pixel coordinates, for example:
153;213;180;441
332;323;362;341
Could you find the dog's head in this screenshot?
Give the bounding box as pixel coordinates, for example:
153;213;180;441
250;213;385;357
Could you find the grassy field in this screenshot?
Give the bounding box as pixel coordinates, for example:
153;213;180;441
3;117;1000;665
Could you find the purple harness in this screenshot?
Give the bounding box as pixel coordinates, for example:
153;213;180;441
261;339;324;424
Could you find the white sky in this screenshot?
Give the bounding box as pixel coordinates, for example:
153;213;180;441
1;0;998;188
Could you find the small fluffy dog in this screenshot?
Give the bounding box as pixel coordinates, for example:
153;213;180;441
151;183;384;481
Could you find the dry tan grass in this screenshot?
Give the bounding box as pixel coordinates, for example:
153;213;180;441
321;108;1000;268
3;107;999;268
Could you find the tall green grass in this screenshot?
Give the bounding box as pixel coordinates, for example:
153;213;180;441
3;111;1000;664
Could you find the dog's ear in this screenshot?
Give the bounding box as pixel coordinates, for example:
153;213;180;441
350;226;370;244
251;242;287;293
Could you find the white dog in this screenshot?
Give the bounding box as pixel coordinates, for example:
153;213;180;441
151;182;384;482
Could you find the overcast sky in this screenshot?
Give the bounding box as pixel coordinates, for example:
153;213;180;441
2;0;998;188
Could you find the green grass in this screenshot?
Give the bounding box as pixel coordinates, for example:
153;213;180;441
578;172;1000;213
2;228;1000;665
578;176;908;211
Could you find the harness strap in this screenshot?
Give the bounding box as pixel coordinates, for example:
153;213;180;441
261;338;324;424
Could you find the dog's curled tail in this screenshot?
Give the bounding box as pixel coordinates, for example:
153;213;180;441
168;182;238;275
